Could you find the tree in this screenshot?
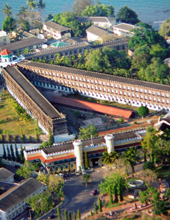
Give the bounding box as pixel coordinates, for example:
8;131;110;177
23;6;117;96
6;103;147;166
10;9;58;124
81;3;114;17
139;190;150;206
2;16;16;32
102;150;118;166
73;212;76;220
78;124;98;140
57;207;62;220
16;161;36;179
159;18;170;38
94;203;98;214
99;172;127;203
84;151;89;169
68;212;72;220
83;173;91;185
20;145;25;163
137;106;149;118
98;197;102;212
7;145;11;161
27;0;36;11
117;6;140;24
48;130;53;145
122;147;139;175
2;3;12;17
10;144;15;161
143;57;169;84
27;192;53;217
128;28;167;50
131;45;151;71
85;47;130;73
72;0;92;15
17;6;28;19
141;127;158;163
64;209;69;220
37;0;46;20
3;144;7;160
77;209;81;220
37;173;64;200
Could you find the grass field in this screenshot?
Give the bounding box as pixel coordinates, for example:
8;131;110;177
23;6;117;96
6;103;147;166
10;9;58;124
0;90;43;136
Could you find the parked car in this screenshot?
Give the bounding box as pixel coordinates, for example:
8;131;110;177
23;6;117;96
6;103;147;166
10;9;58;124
75;171;80;176
90;189;98;195
82;170;86;175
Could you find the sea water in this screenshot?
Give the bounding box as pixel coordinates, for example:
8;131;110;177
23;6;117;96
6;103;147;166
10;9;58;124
0;0;170;30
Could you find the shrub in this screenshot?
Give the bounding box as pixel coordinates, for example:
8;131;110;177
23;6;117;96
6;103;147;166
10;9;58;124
143;161;155;170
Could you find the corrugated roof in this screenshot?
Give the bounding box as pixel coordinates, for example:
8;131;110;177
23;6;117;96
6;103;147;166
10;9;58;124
0;168;14;182
18;61;170;92
86;25;109;36
0;178;45;211
52;96;132;119
44;21;71;32
0;37;45;52
114;23;140;32
4;66;62;119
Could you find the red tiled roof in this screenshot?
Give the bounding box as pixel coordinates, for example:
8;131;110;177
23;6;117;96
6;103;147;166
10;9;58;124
52;96;132;119
0;49;13;55
27;154;75;163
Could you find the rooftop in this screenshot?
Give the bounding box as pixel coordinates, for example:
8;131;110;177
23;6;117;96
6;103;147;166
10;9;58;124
44;21;71;32
0;49;13;56
18;61;170;92
0;168;14;182
114;23;140;32
52;96;132;119
86;25;109;36
26;129;142;155
3;66;63;119
0;37;45;52
77;16;115;24
0;178;45;211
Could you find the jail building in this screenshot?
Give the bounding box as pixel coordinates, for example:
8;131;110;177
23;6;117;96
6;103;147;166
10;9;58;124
18;61;170;111
2;66;68;135
24;129;144;172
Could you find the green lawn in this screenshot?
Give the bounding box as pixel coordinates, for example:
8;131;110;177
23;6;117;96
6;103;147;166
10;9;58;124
0;91;43;136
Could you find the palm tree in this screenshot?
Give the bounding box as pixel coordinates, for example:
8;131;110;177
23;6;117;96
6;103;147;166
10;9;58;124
37;0;46;20
27;0;36;11
17;6;28;19
102;150;118;166
122;147;139;176
2;3;12;17
83;173;91;185
37;0;46;12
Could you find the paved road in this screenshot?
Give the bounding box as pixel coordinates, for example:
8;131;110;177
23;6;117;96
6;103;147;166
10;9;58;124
41;167;106;220
39;164;145;220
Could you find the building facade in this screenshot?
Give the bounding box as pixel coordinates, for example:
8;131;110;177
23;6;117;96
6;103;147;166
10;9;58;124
24;129;144;172
43;21;71;39
18;61;170;111
2;66;68;135
0;178;46;220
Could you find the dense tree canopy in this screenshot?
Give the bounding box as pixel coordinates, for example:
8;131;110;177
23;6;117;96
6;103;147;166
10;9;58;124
53;12;89;37
117;6;140;24
159;18;170;38
85;47;131;73
81;3;114;17
128;28;168;50
137;106;149;118
78;124;98;140
72;0;92;15
99;172;127;203
2;16;16;32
